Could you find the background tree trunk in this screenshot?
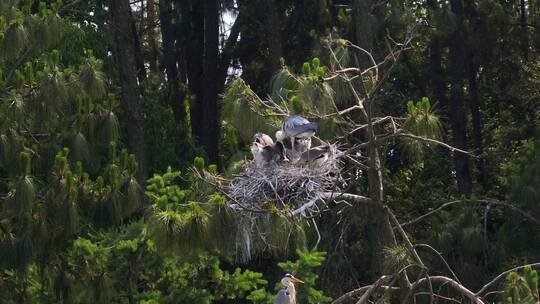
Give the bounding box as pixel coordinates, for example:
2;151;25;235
110;0;148;185
147;0;160;74
159;0;186;126
427;0;448;113
520;0;529;61
186;0;205;142
449;0;472;198
129;7;147;83
201;0;220;165
262;0;283;75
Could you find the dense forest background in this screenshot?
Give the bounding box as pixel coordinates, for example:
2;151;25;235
0;0;539;303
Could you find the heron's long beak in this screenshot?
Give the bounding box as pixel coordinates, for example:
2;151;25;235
291;276;304;284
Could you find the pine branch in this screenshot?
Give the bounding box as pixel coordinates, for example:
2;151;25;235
2;48;32;92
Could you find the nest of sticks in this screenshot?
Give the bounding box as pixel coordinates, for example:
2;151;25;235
227;144;344;217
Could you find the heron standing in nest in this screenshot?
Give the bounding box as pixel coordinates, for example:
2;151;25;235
274;273;304;304
282;115;318;154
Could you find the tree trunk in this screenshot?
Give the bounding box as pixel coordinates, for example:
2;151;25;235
159;0;186;125
200;0;220;166
352;0;374;52
465;1;486;188
129;7;147;83
262;0;283;75
467;58;486;188
217;12;242;94
449;0;472;198
186;0;205;141
110;0;148;185
147;0;160;74
427;0;448;112
521;0;529;61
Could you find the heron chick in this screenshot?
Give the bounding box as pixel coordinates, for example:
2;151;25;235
298;145;332;168
252;133;285;167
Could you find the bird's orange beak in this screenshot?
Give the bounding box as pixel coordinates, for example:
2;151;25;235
291;276;304;284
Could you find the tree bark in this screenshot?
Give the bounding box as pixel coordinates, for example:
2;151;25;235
466;17;486;189
159;0;186;125
110;0;148;185
449;0;472;197
427;0;448;112
520;0;529;61
217;12;242;94
147;0;160;74
200;0;220;165
129;6;147;83
352;0;374;52
186;0;205;141
262;0;283;75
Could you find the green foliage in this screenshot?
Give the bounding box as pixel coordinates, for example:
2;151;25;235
383;245;413;273
0;0;538;303
222;78;277;140
145;166;236;257
403;97;442;159
502;266;540;304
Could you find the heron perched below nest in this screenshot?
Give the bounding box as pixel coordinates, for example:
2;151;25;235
227;144;344;217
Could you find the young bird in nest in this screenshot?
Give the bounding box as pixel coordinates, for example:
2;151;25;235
297;145;332;168
251;133;285;167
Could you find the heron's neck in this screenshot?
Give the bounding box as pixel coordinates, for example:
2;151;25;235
287;284;296;304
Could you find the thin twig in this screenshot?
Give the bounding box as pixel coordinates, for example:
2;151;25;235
475;262;540;296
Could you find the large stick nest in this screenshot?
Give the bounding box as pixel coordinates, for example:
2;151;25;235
227;144;344;216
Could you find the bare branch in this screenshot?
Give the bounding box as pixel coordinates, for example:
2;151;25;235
319;192;373;205
355;275;392;304
397;132;476;157
475;262;540;296
410;276;485;304
291;198;318;217
414;292;462;303
400;198;540;227
477;199;540;226
400;200;461;227
415;244;461;283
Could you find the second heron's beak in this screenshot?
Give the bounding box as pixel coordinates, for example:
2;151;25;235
291;276;304;284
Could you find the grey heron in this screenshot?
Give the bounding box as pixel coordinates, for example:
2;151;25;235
274;273;304;304
282;115;318;153
251;133;285;167
298;145;331;168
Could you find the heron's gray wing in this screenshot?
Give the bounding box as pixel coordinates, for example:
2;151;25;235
286;122;319;137
283;116;319;137
274;289;290;304
284;115;310;129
